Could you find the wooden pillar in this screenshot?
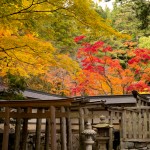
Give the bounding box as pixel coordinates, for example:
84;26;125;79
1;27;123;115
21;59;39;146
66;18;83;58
45;118;50;150
20;107;30;150
66;108;72;150
14;107;22;150
60;106;67;150
120;109;126;149
109;111;113;150
35;109;42;150
2;107;10;150
138;109;142;138
79;108;84;150
50;106;57;150
143;109;147;139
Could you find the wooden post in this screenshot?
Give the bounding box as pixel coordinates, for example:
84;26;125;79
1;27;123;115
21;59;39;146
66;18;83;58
79;108;84;132
79;108;84;150
109;111;113;150
50;106;57;150
35;109;42;150
120;109;126;149
60;106;67;150
21;107;30;150
2;107;10;150
138;109;142;138
14;107;22;150
66;108;72;150
45;118;50;150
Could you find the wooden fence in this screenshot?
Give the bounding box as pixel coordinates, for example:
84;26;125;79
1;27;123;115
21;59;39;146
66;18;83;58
121;106;150;142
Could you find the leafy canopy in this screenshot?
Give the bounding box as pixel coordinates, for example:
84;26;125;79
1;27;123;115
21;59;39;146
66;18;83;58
72;36;150;96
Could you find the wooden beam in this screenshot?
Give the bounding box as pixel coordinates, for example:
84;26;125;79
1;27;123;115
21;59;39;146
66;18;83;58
0;99;73;107
50;106;57;150
60;106;67;150
20;108;30;150
66;108;72;150
45;118;50;150
79;108;84;150
0;111;68;119
124;139;150;142
14;108;22;150
35;109;42;150
109;111;113;150
2;107;10;150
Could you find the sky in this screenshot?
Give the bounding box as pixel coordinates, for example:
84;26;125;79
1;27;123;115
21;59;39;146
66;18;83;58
94;0;115;10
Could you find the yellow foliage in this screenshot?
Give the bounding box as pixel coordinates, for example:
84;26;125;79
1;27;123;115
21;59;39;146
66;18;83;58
0;28;80;78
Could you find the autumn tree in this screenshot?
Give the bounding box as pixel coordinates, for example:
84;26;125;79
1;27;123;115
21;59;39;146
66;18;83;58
0;0;131;95
72;36;150;96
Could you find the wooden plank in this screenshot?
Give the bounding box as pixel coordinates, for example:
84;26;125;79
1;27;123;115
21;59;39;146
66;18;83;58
66;108;72;150
138;110;142;139
122;109;126;140
127;111;131;139
109;111;113;150
130;111;133;139
20;108;30;150
50;106;57;150
0;99;73;107
79;108;84;150
132;112;137;139
124;139;150;142
125;106;150;110
2;107;10;150
143;109;148;139
14;108;22;150
44;118;50;150
35;109;42;150
79;108;84;133
8;111;68;118
60;106;67;150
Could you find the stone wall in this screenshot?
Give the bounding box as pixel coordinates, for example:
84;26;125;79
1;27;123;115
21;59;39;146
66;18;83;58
121;142;150;150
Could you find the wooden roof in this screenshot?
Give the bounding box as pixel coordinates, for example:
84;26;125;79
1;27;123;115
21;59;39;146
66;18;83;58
22;89;68;100
73;92;150;105
0;98;73;107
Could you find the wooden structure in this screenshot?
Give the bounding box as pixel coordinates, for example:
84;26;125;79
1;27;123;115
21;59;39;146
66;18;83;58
0;98;73;150
0;91;150;150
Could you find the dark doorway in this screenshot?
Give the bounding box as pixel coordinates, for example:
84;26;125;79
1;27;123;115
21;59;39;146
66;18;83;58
113;130;120;150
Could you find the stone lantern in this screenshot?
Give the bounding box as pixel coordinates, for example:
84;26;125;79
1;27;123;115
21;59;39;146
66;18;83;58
82;122;96;150
93;115;113;150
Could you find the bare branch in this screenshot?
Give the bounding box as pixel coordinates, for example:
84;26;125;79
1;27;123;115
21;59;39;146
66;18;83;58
0;0;65;19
